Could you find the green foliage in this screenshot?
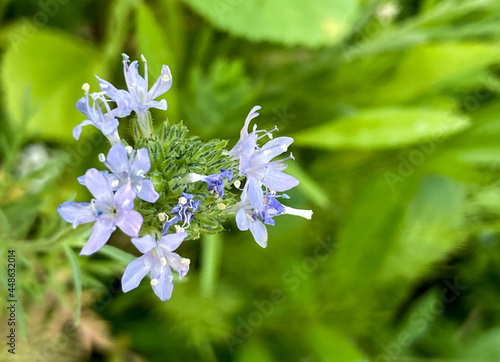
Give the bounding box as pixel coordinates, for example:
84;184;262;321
135;120;240;239
294;107;469;149
1;31;100;140
2;0;500;360
183;0;360;47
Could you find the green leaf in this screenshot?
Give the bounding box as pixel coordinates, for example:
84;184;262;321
183;0;359;47
1;30;100;140
380;176;466;281
308;325;366;362
63;245;82;326
294;108;469;150
98;244;135;265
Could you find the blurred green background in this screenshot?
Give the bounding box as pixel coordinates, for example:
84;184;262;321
2;0;500;361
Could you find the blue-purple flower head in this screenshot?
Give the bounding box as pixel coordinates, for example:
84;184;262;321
58;168;143;255
122;232;189;301
235;192;312;248
74;84;120;144
78;144;159;203
97;54;172;119
187;169;232;198
230;106;299;212
161;193;201;234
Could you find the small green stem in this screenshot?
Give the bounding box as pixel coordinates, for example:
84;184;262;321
200;233;222;298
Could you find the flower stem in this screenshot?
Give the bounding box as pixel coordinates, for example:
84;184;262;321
200;233;222;298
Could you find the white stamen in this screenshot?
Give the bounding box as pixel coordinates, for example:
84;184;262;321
82;83;90;93
158;212;167;221
141;54;147;62
160;257;167;266
258;181;263;186
136;170;145;177
187;173;204;182
179;196;187;205
234;180;241;188
280;144;288;152
284;206;313;220
290;152;295;160
174;225;185;233
111;180;120;188
98;153;106;162
135;185;142;193
246;213;254;222
125;146;133;154
263;150;272;156
217;203;227;210
151;278;158;286
161;74;171;82
181;258;190;266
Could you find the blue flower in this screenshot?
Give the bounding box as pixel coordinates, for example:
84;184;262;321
78;145;159;203
97;54;172;119
74;84;120;144
230;106;299;211
105;144;159;202
187;169;233;198
58;168;143;255
235;192;312;248
161;193;201;234
121;232;189;301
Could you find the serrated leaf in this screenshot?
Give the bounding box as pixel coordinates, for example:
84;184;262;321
294;108;469;150
183;0;359;47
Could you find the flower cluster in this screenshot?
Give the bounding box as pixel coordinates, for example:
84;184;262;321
227;106;313;247
58;54;311;301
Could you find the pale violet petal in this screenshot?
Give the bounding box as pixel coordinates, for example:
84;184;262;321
151;268;174;301
116;209;143;237
57;201;96;227
80;217;114;255
122;255;150;292
84;168;114;204
249;219;268;248
131;235;157;254
235;207;250;231
137;179;159;203
159;232;188;252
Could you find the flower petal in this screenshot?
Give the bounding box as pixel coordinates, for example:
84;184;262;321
246;177;264;211
116;209;143;237
262;171;299;192
249;219;268;248
84;168;114;204
80;217;114;255
151;268;174;301
167;252;189;279
57;201;96;228
72;120;93;140
131;235;157;254
136;179;159;203
148;65;172;100
133;148;151;174
106;143;129;179
159;232;188;252
256;136;294;162
114;183;136;210
235;207;250;231
121;255;150;292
